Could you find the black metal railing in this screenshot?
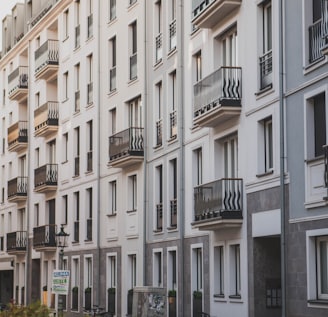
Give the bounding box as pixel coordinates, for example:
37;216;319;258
87;14;93;38
170;199;177;227
322;0;328;42
193;0;213;18
309;19;325;63
75;24;80;48
34;164;58;189
170;110;177;139
86;218;92;241
8;177;28;198
193;66;242;118
169;20;177;50
109;127;144;160
156;119;162;146
8;66;28;95
194;178;243;221
74;221;79;242
324;145;328;189
34;40;59;74
7;231;27;252
30;0;55;27
8;121;28;148
130;53;137;80
87;151;93;172
156;203;163;230
33;224;57;248
34;101;59;132
259;50;272;90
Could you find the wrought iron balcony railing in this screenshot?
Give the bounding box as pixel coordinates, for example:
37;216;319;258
169;20;177;50
109;127;144;161
170;199;177;228
193;67;241;125
7;231;27;253
30;0;55;27
194;178;243;221
86;218;92;241
170;110;177;139
156;119;163;147
8;177;28;200
33;224;57;249
309;20;325;63
8;66;28;97
8;121;28;150
34;101;59;135
259;50;272;90
156;33;163;62
34;164;58;190
156;203;163;230
34;40;59;75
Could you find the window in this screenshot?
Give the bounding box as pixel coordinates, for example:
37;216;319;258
87;54;93;104
155;165;163;230
169;71;177;138
87;121;93;172
74;192;80;242
107;254;117;288
109;108;116;135
34;204;39;227
109;37;117;92
193;148;202;186
109;181;117;215
259;1;272;90
62;195;68;225
109;0;116;21
75;1;80;47
35;148;40;168
223;135;238;178
155;81;162;147
84;257;93;291
214;246;224;296
169;159;177;227
155;0;162;62
128;254;137;289
75;63;80;112
130;0;137;5
129;21;137;80
62;133;68;163
169;0;177;50
230;244;241;297
258;116;273;174
87;0;93;38
71;257;80;310
306;92;326;159
153;250;163;287
167;249;177;291
86;188;93;241
128;175;137;212
194;51;202;83
47;140;56;164
63;9;69;39
74;127;80;176
192;247;203;292
221;27;237;67
63;71;69;101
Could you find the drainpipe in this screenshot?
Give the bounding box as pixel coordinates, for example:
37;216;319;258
178;0;185;316
143;0;148;287
96;0;101;307
279;0;286;316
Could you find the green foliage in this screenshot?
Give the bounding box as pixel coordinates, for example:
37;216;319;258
107;287;116;294
72;286;78;293
85;287;92;293
193;290;202;299
168;289;176;297
0;301;50;317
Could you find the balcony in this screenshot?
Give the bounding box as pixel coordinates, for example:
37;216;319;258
169;19;177;50
34;164;58;193
8;66;28;101
192;0;242;29
108;127;144;168
34;102;59;137
170;199;177;228
322;0;328;55
7;231;27;254
169;110;177;139
7;177;28;202
192;178;243;231
7;121;28;152
33;225;57;251
30;0;56;27
156;203;163;231
155;33;163;62
193;67;242;127
34;40;59;80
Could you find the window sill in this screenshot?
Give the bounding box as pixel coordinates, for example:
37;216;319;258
126;209;136;214
308;299;328;308
256;170;274;178
167;226;177;231
229;295;241;300
106;213;117;218
153;229;163;234
255;84;273;97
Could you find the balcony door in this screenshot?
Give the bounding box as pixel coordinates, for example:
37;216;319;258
129;97;142;128
19;155;27;177
48;140;56;164
18;208;26;231
48;199;56;225
222;28;237;67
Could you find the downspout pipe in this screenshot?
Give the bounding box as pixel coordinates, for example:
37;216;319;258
279;0;286;316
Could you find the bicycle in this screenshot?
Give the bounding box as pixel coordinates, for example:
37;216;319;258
83;305;111;317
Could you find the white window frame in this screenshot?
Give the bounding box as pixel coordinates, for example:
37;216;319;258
153;249;163;287
109;180;117;215
214;244;225;296
167;247;177;291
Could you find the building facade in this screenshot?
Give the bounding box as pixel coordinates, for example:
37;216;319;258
0;1;328;317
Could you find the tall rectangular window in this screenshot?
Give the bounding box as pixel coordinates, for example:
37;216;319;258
155;0;162;62
230;244;241;297
264;117;273;172
169;159;177;227
62;195;68;225
192;247;203;292
317;236;328;299
168;250;177;290
109;108;116;135
63;71;69;101
109;0;116;21
109;37;117;92
153;251;163;287
74;127;80;176
107;254;117;288
109;181;117;215
84;257;93;289
87;121;93;172
128;175;137;212
313;93;326;157
75;63;80;112
62;133;68;163
155;81;162;147
87;0;93;38
194;51;202;83
156;165;163;230
129;21;137;80
87;54;93;104
74;192;80;242
214;246;224;296
63;9;69;39
128;254;137;289
194;148;202;186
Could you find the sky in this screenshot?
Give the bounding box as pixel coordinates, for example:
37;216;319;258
0;0;24;50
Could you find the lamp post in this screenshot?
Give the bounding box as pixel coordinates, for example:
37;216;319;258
55;225;69;317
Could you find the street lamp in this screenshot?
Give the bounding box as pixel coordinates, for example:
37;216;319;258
55;225;69;317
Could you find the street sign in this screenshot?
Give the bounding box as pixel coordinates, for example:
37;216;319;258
52;270;70;295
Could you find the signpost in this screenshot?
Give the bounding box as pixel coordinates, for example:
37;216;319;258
52;270;70;295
